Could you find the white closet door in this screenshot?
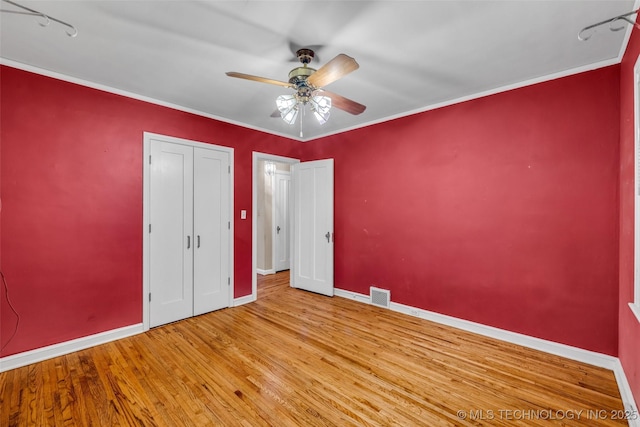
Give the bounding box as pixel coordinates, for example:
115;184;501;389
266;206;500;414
193;147;230;315
274;171;291;272
149;140;194;327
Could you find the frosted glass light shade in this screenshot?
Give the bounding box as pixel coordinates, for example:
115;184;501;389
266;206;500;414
276;95;299;125
310;95;331;124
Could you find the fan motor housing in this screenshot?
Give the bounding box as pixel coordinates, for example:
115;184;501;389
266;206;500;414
288;66;316;86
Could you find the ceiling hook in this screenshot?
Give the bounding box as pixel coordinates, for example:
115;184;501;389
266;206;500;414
37;13;50;28
619;16;640;31
65;26;78;38
0;0;77;37
579;9;639;41
578;27;595;41
610;17;629;32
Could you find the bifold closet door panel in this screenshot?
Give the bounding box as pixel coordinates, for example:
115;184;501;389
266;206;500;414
193;147;230;315
149;140;194;327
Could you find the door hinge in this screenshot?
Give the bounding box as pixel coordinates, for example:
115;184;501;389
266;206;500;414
228;277;231;286
228;165;231;174
228;221;231;230
149;293;151;302
149;155;152;164
149;224;151;233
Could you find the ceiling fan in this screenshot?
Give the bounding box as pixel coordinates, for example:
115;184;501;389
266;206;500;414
226;48;366;135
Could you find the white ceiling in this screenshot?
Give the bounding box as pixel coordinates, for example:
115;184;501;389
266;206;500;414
0;0;636;141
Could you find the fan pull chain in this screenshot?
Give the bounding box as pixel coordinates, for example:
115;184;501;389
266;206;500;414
300;104;304;138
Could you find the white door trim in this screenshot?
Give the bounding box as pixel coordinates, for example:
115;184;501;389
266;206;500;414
632;54;640;324
143;132;234;331
250;152;299;304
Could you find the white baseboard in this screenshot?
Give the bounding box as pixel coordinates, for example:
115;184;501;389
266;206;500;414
336;288;616;368
257;269;275;275
393;299;617;370
0;323;144;372
629;303;640;324
0;294;259;372
613;359;640;427
234;293;256;307
335;287;638;425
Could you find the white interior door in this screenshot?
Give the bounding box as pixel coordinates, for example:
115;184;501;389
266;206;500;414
292;159;334;296
149;140;194;327
193;147;230;315
274;171;291;272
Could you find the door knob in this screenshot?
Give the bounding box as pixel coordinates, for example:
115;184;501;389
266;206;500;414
277;226;281;234
325;231;330;243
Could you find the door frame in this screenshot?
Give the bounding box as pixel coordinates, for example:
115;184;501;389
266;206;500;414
142;132;234;331
251;152;299;303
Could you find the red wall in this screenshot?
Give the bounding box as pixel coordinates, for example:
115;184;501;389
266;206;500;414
303;67;621;355
619;26;640;405
0;66;303;356
0;62;622;360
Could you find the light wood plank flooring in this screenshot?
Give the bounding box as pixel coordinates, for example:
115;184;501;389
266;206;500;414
0;271;630;426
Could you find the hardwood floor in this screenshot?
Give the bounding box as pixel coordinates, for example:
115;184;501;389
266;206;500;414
0;271;630;426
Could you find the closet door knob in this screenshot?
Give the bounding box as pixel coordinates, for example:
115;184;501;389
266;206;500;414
187;235;191;249
197;235;201;248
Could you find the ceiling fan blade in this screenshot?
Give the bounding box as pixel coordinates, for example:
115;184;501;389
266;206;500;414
307;54;359;88
226;72;293;88
319;90;366;115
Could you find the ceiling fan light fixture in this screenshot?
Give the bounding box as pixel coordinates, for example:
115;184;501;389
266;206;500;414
281;106;298;125
310;95;331;125
276;94;296;112
276;94;299;125
228;48;364;136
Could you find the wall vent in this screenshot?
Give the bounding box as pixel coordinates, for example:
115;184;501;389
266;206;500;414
370;287;390;308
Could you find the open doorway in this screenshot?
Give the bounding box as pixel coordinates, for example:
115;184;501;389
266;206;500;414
256;159;291;275
251;152;299;301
